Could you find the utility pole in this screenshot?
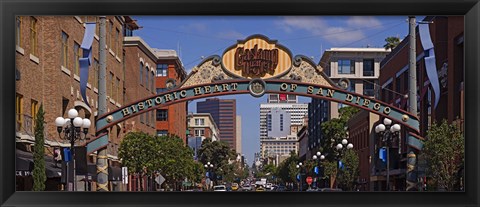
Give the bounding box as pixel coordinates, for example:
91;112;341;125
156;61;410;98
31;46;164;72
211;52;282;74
96;16;109;191
406;16;418;191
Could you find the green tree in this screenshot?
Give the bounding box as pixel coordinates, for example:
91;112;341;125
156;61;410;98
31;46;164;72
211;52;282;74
32;105;46;191
276;151;299;183
423;120;464;191
337;150;359;191
321;107;359;161
198;138;236;183
383;36;400;50
322;160;338;188
118;132;158;191
154;135;196;190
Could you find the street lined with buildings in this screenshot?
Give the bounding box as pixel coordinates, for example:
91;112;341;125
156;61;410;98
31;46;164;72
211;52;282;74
15;16;464;192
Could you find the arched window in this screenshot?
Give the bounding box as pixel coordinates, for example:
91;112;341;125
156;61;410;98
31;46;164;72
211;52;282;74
145;66;149;89
151;71;155;91
139;62;143;85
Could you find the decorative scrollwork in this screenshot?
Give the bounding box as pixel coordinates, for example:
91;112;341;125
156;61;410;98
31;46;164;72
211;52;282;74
293;56;303;67
212;74;225;82
212;55;222;66
289;73;302;81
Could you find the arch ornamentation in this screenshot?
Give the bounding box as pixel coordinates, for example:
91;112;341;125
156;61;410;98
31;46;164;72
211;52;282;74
88;34;424;154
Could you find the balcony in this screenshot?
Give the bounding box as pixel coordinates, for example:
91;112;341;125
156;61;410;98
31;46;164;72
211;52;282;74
363;70;375;77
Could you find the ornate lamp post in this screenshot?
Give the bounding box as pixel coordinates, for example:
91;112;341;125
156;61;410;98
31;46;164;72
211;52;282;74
312;151;325;189
296;162;305;191
334;139;353;189
55;108;91;191
204;162;214;190
375;118;401;191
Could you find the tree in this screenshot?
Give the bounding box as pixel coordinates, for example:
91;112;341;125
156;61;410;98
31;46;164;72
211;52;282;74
276;151;299;183
321;107;359;161
32;105;46;191
118;132;158;191
423;120;464;191
337;149;359;191
198;138;236;183
383;36;400;50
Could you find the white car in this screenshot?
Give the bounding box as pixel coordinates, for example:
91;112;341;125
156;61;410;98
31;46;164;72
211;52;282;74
266;183;273;190
213;185;227;191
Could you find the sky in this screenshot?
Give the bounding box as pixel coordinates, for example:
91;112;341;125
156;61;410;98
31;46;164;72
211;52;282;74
133;16;413;165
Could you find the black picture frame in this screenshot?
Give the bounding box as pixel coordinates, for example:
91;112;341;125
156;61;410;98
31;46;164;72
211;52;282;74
1;0;479;207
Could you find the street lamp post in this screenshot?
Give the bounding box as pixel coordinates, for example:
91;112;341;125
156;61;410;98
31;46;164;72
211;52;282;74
375;118;401;191
55;108;91;191
312;152;325;189
296;162;304;191
204;162;214;190
334;139;353;189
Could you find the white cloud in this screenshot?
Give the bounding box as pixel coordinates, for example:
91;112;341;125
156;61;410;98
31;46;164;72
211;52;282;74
179;23;208;33
346;16;383;28
216;30;245;40
276;16;380;45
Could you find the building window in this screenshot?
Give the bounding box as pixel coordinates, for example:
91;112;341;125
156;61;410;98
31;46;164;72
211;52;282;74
195;118;205;126
363;81;375;96
157;130;168;137
30;17;37;56
16;94;23;130
74;42;81;76
156;88;167;94
146;112;150;125
16;16;22;47
280;114;284;131
156;64;168;77
156;109;168;121
140;113;144;123
363;59;374;76
338;59;355;74
145;66;149;89
115;28;120;55
151;71;155;91
31;100;39;131
108;20;113;49
116;77;120;102
403;72;409;93
61;32;69;67
195;129;205;137
108;72;114;98
139;62;143;85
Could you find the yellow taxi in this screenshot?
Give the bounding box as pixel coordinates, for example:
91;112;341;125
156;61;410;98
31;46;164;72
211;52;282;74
231;183;239;191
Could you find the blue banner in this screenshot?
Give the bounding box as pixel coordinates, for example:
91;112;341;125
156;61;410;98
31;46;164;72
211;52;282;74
314;166;319;175
63;148;72;162
379;147;387;162
419;23;440;108
79;22;96;107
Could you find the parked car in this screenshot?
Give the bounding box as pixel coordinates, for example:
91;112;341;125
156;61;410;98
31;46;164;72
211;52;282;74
255;186;266;192
241;185;252;191
213;185;227;191
231;183;239;191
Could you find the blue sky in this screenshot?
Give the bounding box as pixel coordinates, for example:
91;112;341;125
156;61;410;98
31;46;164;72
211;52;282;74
133;16;412;165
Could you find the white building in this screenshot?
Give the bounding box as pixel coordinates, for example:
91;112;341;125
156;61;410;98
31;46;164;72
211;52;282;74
319;47;390;118
259;94;308;159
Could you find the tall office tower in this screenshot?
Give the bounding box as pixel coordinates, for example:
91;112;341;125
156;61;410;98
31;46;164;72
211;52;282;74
259;94;308;159
236;115;242;154
197;98;237;150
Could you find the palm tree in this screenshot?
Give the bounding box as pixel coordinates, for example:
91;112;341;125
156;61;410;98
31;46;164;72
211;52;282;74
383;36;400;50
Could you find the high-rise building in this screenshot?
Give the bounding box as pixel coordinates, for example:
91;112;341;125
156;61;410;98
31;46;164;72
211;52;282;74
236;115;242;154
259;94;308;159
197;98;237;150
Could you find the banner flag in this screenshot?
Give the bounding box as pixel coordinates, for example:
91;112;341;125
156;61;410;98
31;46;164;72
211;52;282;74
419;23;440;108
79;22;96;107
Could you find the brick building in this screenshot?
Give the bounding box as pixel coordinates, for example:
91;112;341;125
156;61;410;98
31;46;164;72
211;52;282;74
15;16;135;191
154;50;188;142
377;16;464;190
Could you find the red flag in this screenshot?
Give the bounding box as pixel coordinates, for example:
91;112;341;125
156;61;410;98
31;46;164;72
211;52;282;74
279;94;287;101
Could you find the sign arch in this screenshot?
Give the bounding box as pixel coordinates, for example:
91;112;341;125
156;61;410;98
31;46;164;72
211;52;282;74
89;35;424;154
